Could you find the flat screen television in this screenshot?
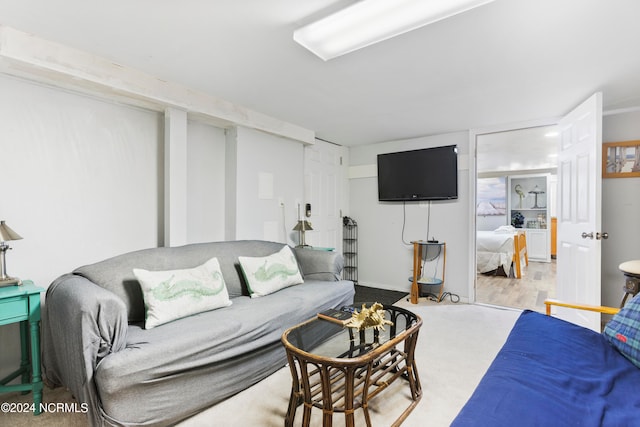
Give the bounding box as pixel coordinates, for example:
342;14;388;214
377;145;458;201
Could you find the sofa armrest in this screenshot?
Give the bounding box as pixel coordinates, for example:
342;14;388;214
293;248;344;281
544;298;620;316
42;273;128;411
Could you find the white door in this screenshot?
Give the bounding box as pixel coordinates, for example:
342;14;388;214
555;92;603;331
303;140;345;250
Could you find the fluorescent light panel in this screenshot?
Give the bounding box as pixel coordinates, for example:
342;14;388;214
294;0;496;60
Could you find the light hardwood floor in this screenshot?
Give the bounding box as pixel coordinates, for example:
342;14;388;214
476;260;556;313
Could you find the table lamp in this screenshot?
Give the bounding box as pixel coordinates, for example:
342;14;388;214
293;220;313;248
0;220;23;287
528;185;545;209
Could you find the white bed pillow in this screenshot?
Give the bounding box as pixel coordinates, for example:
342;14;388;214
239;246;304;298
494;225;517;234
133;257;232;329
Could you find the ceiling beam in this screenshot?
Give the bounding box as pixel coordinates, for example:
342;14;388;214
0;25;315;144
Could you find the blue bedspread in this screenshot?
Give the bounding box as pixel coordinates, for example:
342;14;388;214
452;310;640;426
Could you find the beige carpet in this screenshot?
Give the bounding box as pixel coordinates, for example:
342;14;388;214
0;299;520;426
0;383;88;426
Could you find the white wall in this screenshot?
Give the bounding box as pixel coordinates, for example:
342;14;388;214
0;76;288;380
602;111;640;307
232;126;304;245
0;76;163;287
348;131;470;300
0;75;234;286
187;120;226;243
0;75;164;380
0;76;304;284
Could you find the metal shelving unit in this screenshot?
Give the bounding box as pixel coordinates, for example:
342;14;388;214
342;217;358;285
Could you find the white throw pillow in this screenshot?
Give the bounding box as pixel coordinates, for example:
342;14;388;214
239;246;304;298
133;257;232;329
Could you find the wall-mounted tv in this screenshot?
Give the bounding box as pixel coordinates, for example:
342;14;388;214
377;145;458;202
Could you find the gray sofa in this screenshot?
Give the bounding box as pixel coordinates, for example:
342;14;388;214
42;240;354;426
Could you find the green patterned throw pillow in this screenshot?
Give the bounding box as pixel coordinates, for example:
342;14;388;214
239;246;304;298
134;257;232;329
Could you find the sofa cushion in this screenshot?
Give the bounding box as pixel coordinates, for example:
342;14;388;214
293;247;343;281
239;245;303;297
74;240;288;322
94;279;355;425
133;257;232;329
603;292;640;368
452;310;640;427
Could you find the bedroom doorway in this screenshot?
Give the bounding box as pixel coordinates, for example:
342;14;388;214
474;125;559;313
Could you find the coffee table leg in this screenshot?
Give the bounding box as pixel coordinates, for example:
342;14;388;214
355;366;372;427
285;351;302;427
406;333;422;401
342;368;357;427
302;402;313;427
362;404;372;427
285;386;298;427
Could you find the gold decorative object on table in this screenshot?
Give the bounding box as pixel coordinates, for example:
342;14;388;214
344;302;393;331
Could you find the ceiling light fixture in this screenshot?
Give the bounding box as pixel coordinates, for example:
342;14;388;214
294;0;496;61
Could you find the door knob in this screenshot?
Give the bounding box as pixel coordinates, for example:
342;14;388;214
597;232;609;240
581;232;594;239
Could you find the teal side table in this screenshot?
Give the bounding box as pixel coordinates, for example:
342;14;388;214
0;281;45;415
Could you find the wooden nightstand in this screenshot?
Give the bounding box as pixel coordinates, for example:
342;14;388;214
0;281;45;415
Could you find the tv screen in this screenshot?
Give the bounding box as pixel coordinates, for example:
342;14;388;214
377;145;458;201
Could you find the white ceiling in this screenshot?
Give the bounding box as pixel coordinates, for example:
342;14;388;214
477;125;559;173
1;0;639;146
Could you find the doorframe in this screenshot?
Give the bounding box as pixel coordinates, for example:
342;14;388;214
467;117;561;304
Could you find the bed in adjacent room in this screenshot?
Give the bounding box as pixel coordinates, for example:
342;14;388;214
477;226;528;278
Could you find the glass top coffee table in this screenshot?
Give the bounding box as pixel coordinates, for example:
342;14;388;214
281;304;422;427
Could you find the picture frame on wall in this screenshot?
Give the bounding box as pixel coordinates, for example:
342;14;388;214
476;177;506;216
603;140;640;178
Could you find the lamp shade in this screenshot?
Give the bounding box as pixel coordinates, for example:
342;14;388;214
0;221;22;242
529;185;545;194
292;220;313;231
